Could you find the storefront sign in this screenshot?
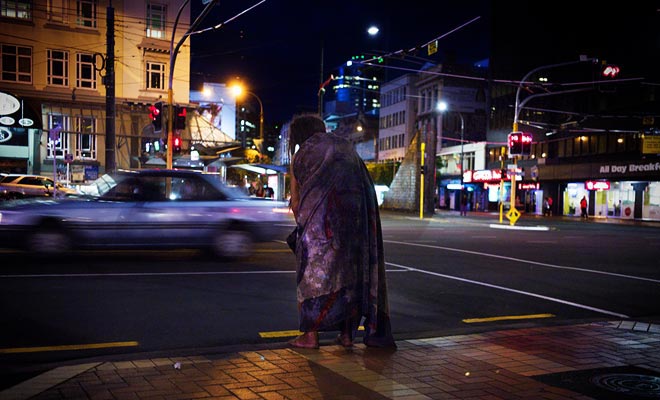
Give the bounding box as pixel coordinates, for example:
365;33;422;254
465;169;502;183
585;181;610;190
464;168;522;183
599;162;660;175
0;91;40;130
518;182;539;190
0;92;20;115
643;136;660;155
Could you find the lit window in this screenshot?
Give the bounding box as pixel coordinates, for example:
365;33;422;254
1;0;32;20
146;3;167;39
76;53;96;89
76;0;96;28
76;116;97;159
0;44;32;83
146;61;165;90
47;114;70;159
47;49;69;87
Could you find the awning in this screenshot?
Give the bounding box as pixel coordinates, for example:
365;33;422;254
230;163;287;175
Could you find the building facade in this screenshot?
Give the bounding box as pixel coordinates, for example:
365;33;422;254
0;0;191;181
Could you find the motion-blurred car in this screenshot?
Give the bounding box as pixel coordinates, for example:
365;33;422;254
0;174;79;200
0;169;292;258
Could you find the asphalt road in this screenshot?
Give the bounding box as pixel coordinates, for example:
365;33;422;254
1;211;659;389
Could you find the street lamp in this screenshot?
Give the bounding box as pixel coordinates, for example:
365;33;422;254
437;100;465;192
230;83;264;150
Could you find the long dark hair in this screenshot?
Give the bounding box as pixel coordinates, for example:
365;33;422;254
288;113;326;159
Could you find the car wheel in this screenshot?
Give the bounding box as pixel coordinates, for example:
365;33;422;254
28;226;71;255
212;228;253;259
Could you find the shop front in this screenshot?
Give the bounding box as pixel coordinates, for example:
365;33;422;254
539;159;660;221
0;91;42;174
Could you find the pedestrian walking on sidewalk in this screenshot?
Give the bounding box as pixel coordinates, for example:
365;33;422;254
580;195;588;219
460;192;468;216
286;113;396;350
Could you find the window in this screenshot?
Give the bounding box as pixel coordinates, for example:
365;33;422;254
0;44;31;83
47;49;69;87
146;61;165;90
76;52;96;89
76;0;96;28
47;0;67;23
1;0;32;20
146;2;166;39
47;114;70;159
75;116;96;159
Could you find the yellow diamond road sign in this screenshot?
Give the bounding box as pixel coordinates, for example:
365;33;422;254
506;207;521;225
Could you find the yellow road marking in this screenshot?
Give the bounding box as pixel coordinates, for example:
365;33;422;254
462;313;555;324
0;341;139;354
259;330;303;338
259;325;365;338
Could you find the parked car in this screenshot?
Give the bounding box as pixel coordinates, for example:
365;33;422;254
0;174;79;200
0;169;292;258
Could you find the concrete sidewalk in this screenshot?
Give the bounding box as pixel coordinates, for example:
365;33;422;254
3;320;660;399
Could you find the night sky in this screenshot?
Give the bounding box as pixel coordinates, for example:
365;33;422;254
189;1;658;125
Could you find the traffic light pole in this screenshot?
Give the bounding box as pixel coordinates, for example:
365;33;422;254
166;0;218;169
507;57;597;225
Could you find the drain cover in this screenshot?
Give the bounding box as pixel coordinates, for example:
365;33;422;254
534;366;660;399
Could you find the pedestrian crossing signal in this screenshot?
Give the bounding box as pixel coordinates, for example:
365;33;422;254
508;132;532;156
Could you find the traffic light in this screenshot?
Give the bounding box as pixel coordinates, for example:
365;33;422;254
601;64;620;78
521;133;532;155
149;102;163;132
175;105;187;130
508;132;532;156
508;132;523;156
173;134;182;153
420;165;426;174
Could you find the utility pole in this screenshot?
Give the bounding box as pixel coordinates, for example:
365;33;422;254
104;0;116;174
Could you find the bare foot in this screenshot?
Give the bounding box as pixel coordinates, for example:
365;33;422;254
335;333;353;348
288;332;319;349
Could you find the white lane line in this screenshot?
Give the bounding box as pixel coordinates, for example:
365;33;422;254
0;268;410;279
385;240;660;284
386;261;630;319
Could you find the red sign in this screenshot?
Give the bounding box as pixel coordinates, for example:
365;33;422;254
518;182;539;190
585;181;610;190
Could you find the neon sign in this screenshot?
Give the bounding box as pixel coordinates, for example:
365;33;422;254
585;181;610;190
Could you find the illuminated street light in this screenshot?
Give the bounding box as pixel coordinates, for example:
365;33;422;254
230;83;264;146
437;101;465;192
367;25;379;36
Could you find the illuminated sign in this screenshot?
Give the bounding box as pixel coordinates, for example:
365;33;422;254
518;183;539;190
465;169;521;183
0;92;20;115
585;181;610;190
0;91;39;129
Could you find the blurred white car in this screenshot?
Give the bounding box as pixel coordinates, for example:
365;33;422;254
0;174;79;200
0;169;291;258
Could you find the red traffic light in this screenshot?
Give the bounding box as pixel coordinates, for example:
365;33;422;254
601;65;620;78
149;102;163;131
508;132;533;156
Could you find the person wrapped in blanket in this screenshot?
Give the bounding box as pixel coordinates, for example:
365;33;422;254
287;113;396;349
